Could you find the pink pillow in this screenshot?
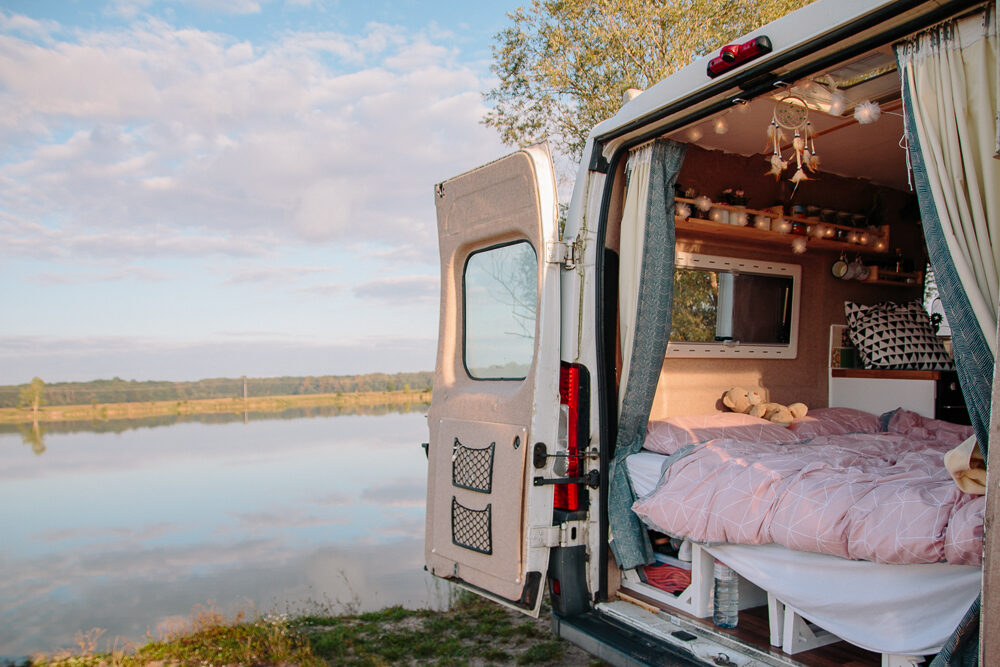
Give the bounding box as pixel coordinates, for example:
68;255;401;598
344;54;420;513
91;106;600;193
787;407;881;439
884;408;973;448
644;412;799;455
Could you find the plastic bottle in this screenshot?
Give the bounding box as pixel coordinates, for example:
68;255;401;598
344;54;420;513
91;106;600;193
713;560;739;628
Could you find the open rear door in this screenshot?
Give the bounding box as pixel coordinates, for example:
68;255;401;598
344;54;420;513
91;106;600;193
425;145;561;616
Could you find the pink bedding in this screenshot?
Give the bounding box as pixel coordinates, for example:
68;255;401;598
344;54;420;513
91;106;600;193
631;412;984;565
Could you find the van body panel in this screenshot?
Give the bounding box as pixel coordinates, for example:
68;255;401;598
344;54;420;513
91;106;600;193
430;0;996;660
587;0;984;170
425;145;562;615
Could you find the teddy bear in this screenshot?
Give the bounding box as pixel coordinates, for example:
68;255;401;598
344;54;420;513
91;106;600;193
722;386;808;426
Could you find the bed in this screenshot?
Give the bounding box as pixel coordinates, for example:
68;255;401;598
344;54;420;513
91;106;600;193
624;407;984;656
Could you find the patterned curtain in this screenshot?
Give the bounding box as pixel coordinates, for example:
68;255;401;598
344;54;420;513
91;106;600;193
896;4;999;453
896;5;998;665
607;138;686;571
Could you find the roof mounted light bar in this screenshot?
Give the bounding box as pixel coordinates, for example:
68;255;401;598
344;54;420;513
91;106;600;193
707;36;773;78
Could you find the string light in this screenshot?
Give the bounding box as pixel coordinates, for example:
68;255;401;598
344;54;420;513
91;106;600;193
853;100;882;124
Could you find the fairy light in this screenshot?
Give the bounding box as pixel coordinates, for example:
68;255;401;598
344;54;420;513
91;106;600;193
754;214;770;230
775;218;791;234
792;237;808;254
713;116;729;134
853;100;882;124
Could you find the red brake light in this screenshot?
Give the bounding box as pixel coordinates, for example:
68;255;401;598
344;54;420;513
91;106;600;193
556;363;582;511
707;36;772;78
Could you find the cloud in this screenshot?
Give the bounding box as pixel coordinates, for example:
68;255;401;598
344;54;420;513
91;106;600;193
220;264;339;285
0;335;437;384
33;266;171;285
352;275;437;304
359;477;426;507
0;15;505;262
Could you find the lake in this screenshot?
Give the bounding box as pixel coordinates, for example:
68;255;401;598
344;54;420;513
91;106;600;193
0;407;446;659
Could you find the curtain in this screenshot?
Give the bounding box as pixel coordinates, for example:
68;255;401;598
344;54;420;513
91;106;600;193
618;143;653;409
608;139;686;571
896;3;1000;452
895;5;998;665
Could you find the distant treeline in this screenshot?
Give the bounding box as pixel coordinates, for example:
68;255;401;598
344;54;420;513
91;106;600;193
0;372;434;408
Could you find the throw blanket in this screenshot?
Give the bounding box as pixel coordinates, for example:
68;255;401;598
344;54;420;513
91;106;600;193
631;425;984;565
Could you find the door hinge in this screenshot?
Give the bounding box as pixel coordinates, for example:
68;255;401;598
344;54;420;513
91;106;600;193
546;238;580;269
529;520;587;548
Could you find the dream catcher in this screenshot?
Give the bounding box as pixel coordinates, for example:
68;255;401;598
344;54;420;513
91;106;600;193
766;94;819;190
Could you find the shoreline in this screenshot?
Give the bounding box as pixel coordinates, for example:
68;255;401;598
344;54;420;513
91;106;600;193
0;390;433;425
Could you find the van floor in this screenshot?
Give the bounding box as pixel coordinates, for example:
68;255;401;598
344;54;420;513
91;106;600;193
619;585;883;666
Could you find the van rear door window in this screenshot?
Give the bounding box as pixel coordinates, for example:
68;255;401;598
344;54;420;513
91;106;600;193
463;240;537;379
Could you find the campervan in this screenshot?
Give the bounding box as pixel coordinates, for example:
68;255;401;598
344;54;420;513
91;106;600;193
425;0;998;664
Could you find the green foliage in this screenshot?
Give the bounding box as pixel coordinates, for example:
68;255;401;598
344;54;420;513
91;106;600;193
670;267;718;341
486;0;815;159
32;594;592;667
0;371;434;408
518;640;566;664
33;611;322;667
17;376;46;412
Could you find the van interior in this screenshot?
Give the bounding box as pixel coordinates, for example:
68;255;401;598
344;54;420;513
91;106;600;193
599;38;977;666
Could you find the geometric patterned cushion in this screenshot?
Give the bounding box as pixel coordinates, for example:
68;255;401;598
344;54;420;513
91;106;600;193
844;300;954;370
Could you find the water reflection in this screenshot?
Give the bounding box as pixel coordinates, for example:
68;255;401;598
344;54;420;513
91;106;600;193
17;421;45;455
1;401;430;455
0;410;439;658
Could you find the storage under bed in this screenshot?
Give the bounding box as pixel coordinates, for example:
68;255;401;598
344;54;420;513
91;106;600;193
622;408;984;659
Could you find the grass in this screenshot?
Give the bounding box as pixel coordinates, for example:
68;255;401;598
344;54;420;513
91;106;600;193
28;593;606;666
0;390;433;425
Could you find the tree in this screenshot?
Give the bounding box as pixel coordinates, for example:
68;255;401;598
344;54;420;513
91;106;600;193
485;0;815;160
18;377;46;417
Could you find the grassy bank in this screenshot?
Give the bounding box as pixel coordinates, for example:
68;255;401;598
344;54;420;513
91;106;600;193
27;594;601;666
0;390;432;425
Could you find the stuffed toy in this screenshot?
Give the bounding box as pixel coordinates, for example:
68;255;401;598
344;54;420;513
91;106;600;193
722;386;808;426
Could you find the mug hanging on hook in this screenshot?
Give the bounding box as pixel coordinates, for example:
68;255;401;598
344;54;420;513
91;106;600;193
831;252;849;278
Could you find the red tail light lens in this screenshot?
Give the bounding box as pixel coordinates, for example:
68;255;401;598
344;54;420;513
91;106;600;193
556;363;582;511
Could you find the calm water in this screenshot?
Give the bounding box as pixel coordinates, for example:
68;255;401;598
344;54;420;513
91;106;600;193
0;407;446;658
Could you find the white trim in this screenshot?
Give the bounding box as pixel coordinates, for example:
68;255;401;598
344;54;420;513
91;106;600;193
666;253;801;359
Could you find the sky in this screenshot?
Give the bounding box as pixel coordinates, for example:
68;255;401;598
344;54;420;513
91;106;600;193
0;0;521;384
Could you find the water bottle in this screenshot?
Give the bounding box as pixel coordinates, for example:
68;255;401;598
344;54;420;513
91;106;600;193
713;560;739;628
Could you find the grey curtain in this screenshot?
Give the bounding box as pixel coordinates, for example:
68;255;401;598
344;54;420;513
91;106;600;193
607;138;686;571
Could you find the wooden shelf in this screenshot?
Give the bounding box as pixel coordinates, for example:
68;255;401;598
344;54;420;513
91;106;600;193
831;368;943;380
674;198;890;256
863;267;923;287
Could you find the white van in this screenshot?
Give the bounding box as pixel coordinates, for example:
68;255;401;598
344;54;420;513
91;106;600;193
424;0;998;664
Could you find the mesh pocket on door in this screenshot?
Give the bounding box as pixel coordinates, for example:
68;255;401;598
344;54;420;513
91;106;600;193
451;497;492;554
451;438;495;493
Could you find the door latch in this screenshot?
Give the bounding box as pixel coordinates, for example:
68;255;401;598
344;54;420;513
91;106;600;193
533;469;600;489
529;520;587;548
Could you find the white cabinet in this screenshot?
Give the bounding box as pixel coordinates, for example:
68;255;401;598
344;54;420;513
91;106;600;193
828;325;938;417
828;371;936;418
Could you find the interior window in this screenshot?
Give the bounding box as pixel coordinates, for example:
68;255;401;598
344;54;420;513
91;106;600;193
671;268;793;344
464;240;537;379
667;253;800;358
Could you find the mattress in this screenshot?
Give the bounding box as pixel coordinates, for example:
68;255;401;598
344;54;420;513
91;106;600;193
629;417;984;565
627;449;982;655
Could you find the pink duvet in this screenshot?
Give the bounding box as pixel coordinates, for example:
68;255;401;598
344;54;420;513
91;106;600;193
631;419;984;565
